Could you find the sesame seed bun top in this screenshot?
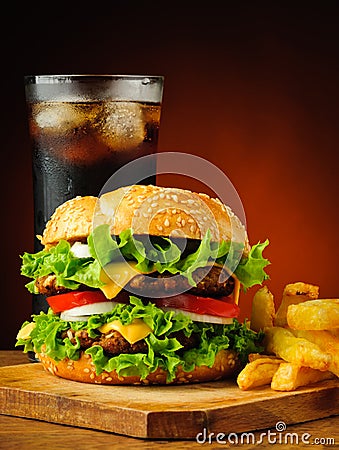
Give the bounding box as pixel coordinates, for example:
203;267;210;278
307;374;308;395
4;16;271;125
41;185;250;254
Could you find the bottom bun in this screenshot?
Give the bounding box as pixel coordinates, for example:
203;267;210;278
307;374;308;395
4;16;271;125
37;349;240;385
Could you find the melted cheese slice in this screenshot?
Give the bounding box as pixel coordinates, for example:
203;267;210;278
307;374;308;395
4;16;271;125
99;261;140;299
233;276;240;305
98;319;152;344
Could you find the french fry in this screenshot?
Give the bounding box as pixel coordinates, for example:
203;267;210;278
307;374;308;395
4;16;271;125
237;356;283;390
250;286;275;332
291;329;339;377
271;363;335;391
248;353;282;362
274;282;319;327
264;326;331;372
287;299;339;330
329;328;339;339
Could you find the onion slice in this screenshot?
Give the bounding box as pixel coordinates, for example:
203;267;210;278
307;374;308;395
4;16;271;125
60;301;118;322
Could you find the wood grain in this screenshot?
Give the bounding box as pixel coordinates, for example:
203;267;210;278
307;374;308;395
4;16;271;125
0;361;338;439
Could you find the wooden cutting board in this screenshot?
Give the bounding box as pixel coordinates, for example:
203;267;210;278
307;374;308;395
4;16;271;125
0;363;338;439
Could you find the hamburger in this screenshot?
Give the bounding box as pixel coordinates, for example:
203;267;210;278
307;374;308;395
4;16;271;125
16;185;270;385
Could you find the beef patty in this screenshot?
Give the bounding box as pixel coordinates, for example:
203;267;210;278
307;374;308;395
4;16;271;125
127;265;235;297
36;265;234;298
63;329;199;356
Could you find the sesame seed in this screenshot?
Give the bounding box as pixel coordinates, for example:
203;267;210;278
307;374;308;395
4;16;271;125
181;219;186;226
171;194;178;202
199;193;210;200
84;368;90;373
151;202;158;208
159;193;165;199
142;212;149;218
147;207;152;213
164;218;170;227
171;209;177;215
90;373;95;379
106;377;113;382
190;225;196;233
156;225;163;231
188;218;194;223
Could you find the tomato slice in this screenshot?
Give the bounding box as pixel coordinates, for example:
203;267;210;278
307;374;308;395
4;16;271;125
152;294;240;319
46;291;109;313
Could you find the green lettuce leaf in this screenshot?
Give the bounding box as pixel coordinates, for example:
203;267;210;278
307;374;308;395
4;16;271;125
21;240;103;294
232;240;271;290
21;224;270;293
16;296;264;382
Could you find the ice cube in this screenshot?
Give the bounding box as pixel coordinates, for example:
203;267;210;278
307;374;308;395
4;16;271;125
33;103;88;133
95;101;145;150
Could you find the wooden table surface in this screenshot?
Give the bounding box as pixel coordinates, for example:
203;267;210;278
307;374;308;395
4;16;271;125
0;351;338;449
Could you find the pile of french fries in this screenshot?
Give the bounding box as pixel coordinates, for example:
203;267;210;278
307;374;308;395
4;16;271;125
237;282;339;391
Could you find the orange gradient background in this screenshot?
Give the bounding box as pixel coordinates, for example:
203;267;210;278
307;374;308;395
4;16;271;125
1;3;338;348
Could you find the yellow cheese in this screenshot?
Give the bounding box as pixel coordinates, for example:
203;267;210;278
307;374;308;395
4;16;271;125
16;322;36;340
99;261;157;299
98;319;152;344
99;261;139;299
233;276;240;305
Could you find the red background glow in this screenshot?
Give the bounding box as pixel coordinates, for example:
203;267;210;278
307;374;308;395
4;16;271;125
1;3;338;348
